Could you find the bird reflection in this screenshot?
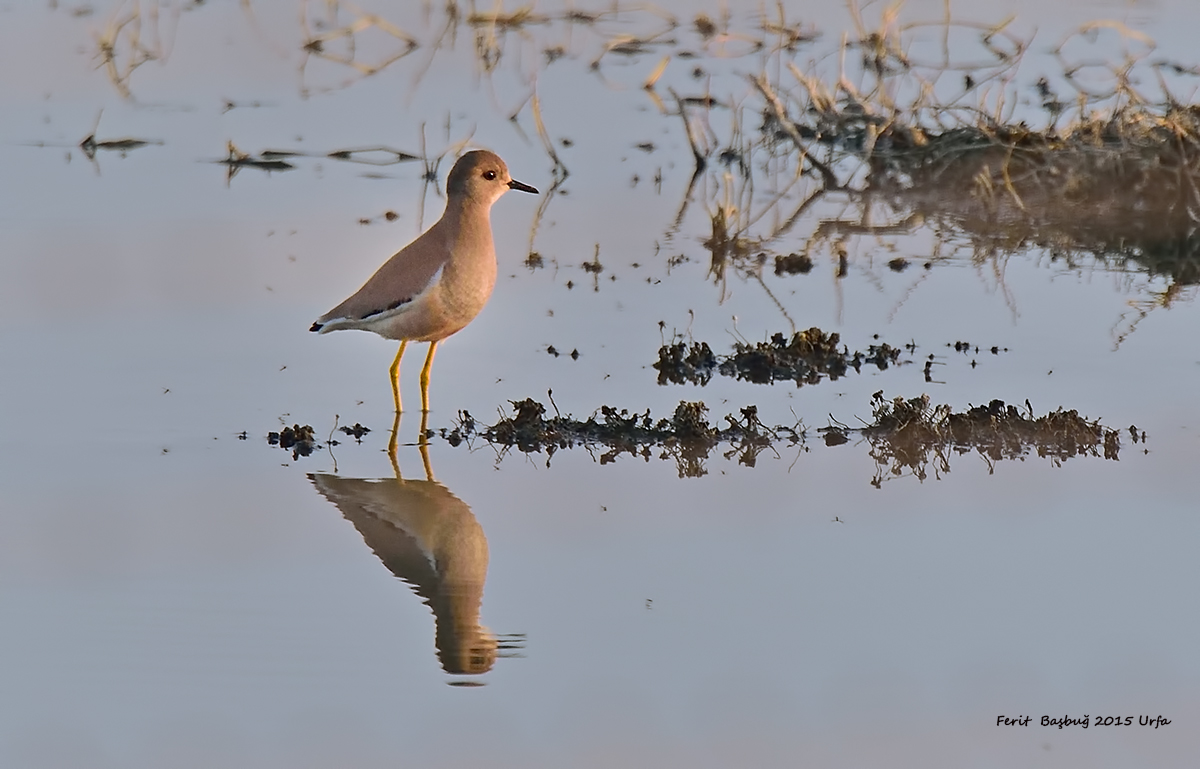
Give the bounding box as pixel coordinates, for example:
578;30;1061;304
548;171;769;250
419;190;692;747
309;414;517;679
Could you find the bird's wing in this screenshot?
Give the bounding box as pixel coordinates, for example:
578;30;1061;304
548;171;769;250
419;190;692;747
312;225;449;330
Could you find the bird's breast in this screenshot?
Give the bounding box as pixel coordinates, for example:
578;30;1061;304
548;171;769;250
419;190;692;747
432;241;497;332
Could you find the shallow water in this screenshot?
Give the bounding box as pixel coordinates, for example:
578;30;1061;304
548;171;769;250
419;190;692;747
2;1;1199;767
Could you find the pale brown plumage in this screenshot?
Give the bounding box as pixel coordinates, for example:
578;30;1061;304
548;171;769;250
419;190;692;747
309;471;496;675
311;150;537;412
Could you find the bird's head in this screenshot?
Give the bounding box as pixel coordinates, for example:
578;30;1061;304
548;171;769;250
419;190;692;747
446;150;538;205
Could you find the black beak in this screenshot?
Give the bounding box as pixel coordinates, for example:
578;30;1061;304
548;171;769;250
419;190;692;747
508;179;539;194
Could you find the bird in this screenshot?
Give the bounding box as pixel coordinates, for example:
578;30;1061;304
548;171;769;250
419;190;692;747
310;150;538;413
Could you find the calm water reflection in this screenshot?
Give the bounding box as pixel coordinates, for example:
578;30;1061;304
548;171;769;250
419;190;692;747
3;1;1200;766
310;422;520;680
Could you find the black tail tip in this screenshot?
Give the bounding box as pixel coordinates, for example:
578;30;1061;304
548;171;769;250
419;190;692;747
310;322;323;332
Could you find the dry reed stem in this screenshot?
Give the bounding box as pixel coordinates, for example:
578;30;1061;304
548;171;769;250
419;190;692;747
669;87;708;170
749;75;838;188
531;87;567;175
296;0;419;94
643;55;670;89
93;0;176;100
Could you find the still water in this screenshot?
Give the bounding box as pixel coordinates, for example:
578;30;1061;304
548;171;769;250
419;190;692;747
1;1;1198;766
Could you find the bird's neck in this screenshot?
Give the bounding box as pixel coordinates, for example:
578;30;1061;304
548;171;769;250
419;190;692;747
439;197;492;233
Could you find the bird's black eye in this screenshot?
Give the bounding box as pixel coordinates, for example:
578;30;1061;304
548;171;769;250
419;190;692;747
483;170;497;181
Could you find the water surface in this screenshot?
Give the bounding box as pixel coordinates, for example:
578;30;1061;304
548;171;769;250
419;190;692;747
1;1;1198;766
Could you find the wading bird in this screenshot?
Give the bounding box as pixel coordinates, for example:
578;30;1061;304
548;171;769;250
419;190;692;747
311;150;538;412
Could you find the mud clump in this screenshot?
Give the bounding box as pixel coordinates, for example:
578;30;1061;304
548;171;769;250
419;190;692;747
484;398;564;454
821;427;850;447
442;399;792;478
656;328;902;387
774;252;814;275
432;391;1131;483
268;424;318;459
339;423;371;441
653;340;717;385
863;393;1123;485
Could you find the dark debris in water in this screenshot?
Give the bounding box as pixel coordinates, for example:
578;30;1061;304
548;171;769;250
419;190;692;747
79;133;161;160
774;252;814;275
438;399;793;478
218;142;419;182
654;328;903;387
948;341;1009;355
654;340;718;385
358;210;400;225
326;146;420;165
218;141;295;178
863;393;1122;486
431;392;1131;483
267;424;319;459
339;422;371;441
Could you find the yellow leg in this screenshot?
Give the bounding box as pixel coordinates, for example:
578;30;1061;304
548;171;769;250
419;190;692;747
389;341;408;413
387;411;401;477
419;341;438;413
388;410;434;482
418;410;435;482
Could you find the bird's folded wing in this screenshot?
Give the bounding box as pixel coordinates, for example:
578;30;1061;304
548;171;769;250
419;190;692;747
314;230;449;329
